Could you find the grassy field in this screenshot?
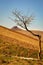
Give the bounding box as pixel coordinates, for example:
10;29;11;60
0;26;43;50
0;37;43;65
0;26;43;65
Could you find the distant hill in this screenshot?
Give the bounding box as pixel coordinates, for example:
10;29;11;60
12;26;21;30
0;25;43;50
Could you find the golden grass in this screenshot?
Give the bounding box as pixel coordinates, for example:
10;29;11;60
0;35;43;65
0;26;43;50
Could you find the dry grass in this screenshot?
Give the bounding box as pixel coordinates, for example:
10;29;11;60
0;26;43;65
0;36;43;65
0;26;43;50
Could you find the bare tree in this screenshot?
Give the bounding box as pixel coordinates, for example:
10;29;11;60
10;10;41;60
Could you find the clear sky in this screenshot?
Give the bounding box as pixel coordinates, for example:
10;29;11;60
0;0;43;30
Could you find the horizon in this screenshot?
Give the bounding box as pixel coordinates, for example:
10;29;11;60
0;0;43;31
0;25;43;32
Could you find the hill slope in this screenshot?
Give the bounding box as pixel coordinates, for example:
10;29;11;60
0;26;43;49
0;26;43;65
12;26;43;42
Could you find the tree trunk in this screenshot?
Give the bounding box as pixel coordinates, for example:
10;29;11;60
24;23;41;60
38;35;41;60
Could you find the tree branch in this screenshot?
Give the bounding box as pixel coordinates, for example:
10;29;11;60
24;22;40;37
12;11;23;22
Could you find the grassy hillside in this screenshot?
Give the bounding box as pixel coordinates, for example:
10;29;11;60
0;35;43;65
0;26;43;65
0;35;38;58
12;26;43;41
0;26;43;50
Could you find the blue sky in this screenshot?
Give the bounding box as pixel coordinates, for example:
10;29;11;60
0;0;43;30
